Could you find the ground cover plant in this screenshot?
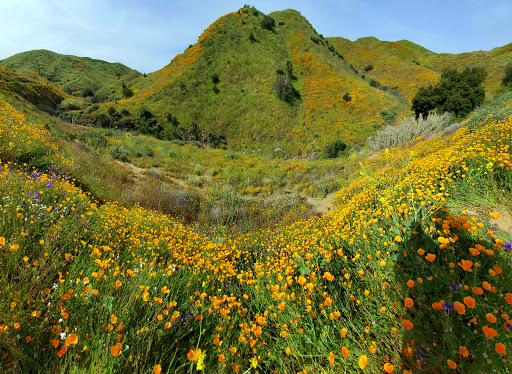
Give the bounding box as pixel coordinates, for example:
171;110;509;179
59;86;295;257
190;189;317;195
1;92;512;374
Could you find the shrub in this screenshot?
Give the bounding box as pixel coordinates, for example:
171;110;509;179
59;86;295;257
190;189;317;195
248;32;258;43
502;63;512;88
261;15;275;31
272;75;300;104
122;87;134;98
369;78;381;88
412;67;487;118
368;112;451;151
211;73;220;84
364;64;374;71
323;140;347;158
343;92;352;102
59;98;85;111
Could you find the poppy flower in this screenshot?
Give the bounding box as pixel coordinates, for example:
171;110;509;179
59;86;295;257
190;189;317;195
486;313;497;323
495;343;506;355
459;346;468;357
483;326;498;338
402;319;413;330
463;296;476;308
447;359;457;369
154;364;162;374
328;351;335;365
425;253;436;262
111;343;122;357
405;298;414;308
342;347;349;356
359;355;368;369
384;362;394;373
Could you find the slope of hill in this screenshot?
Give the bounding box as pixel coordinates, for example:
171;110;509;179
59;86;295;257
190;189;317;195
420;42;512;97
0;66;67;109
0;49;140;97
328;36;440;103
336;36;512;101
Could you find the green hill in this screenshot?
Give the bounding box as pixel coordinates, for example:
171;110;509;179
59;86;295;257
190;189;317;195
334;36;512;102
94;8;409;155
0;49;140;97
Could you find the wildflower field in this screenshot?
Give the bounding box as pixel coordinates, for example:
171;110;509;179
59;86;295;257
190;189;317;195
1;93;512;373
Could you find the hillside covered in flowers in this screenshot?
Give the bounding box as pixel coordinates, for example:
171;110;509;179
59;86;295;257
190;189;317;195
1;83;512;373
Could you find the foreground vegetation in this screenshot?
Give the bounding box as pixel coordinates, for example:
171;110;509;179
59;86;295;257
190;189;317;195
1;84;512;374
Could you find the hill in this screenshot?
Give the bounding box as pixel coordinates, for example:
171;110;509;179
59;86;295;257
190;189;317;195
0;49;140;97
333;36;512;102
1;9;511;156
91;8;409;155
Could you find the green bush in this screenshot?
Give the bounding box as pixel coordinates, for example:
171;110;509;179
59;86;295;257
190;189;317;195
412;67;487;118
502;63;512;88
122;87;134;98
343;92;352;102
272;75;300;103
261;15;275;31
59;98;85;111
323;140;347;158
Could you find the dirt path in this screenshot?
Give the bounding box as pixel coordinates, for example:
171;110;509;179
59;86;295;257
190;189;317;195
306;193;337;215
489;208;512;236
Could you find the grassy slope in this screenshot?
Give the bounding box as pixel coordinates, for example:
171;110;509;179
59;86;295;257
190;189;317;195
420;42;512;98
1;88;512;373
0;66;68;109
339;36;512;101
0;49;140;95
328;37;440;103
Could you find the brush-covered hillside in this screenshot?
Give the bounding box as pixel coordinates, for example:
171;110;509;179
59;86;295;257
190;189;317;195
0;49;141;97
329;36;512;102
1;70;512;374
2;8;512;156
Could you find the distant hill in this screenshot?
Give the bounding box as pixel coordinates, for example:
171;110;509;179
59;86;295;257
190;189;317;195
334;36;512;101
0;49;140;97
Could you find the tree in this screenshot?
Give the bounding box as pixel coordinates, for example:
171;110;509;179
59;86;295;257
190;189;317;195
273;75;300;104
412;67;486;118
261;15;275;31
324;140;347;158
122;87;134;98
502;64;512;88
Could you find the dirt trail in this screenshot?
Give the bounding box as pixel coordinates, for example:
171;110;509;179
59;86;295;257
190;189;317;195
306;193;337;215
489;208;512;236
117;160;337;215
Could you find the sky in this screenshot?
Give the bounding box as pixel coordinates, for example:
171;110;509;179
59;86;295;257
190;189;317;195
1;0;511;73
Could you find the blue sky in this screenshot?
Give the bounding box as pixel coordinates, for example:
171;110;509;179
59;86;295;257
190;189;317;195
2;0;511;73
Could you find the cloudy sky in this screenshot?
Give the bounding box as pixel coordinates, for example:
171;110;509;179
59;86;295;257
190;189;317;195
2;0;511;73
